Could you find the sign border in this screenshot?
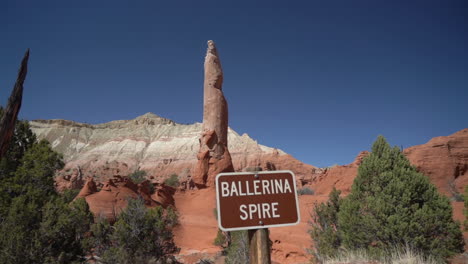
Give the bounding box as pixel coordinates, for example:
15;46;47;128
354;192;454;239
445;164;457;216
215;170;301;232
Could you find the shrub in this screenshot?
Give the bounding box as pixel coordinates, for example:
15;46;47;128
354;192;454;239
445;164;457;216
297;187;315;195
309;187;342;260
320;245;440;264
128;170;147;184
61;188;80;203
337;136;464;260
91;198;179;263
225;230;249;264
164;173;179;187
464;185;468;230
214;229;227;247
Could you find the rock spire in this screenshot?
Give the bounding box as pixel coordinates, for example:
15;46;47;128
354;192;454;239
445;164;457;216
193;40;234;187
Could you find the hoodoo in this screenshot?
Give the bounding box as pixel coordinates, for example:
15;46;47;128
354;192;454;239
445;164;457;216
193;40;234;187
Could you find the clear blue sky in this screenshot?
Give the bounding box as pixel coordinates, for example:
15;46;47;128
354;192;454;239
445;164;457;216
1;0;467;167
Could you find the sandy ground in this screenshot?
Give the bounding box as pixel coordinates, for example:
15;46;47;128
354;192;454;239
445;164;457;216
173;189;221;263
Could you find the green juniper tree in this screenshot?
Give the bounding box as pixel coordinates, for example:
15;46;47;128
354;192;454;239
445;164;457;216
92;198;179;263
337;136;464;260
0;110;92;263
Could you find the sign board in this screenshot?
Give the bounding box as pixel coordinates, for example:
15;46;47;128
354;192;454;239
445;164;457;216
215;170;300;231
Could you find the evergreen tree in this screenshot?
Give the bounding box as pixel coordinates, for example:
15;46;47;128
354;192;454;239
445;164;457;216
309;187;342;260
0;112;93;263
0;119;37;177
337;136;464;260
35;197;93;263
93;198;179;263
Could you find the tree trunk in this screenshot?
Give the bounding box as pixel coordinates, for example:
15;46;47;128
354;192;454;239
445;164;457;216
0;49;29;159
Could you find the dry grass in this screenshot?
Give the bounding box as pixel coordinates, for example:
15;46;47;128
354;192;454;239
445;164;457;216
320;246;441;264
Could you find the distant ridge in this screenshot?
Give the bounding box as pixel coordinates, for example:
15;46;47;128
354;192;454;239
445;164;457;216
30;113;316;190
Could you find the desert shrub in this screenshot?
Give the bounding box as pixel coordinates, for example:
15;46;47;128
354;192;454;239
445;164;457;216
453;192;464;202
297;186;315;195
309;187;342;260
128;169;146;184
61;188;80;203
464;185;468;230
225;230;249;264
320;245;440;264
337;136;464;260
164;173;180;187
35;197;94;263
214;229;227;247
91;198;179;263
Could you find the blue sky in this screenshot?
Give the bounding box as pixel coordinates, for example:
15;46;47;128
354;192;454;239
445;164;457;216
1;0;467;167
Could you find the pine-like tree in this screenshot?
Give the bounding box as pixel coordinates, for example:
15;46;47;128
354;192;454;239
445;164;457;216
337;136;464;260
94;198;179;263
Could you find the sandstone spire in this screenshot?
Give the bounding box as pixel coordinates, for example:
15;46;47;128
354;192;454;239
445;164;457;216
0;49;29;159
193;40;234;187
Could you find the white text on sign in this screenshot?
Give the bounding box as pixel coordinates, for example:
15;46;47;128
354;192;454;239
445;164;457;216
220;178;292;221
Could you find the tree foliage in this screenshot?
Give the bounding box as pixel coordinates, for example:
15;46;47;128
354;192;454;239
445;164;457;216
338;136;464;260
0;108;180;263
310;136;465;261
164;173;180;187
309;187;342;259
128;169;147;184
91;198;179;263
0;112;91;263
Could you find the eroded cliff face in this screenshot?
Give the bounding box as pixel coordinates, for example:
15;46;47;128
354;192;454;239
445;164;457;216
404;128;468;196
30;112;315;190
308;129;468;199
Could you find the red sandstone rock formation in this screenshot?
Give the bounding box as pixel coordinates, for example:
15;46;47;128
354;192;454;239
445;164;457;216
75;177;97;199
404;129;468;196
0;49;29;159
193;41;234;187
311;129;468;198
76;175;175;221
310;151;369;195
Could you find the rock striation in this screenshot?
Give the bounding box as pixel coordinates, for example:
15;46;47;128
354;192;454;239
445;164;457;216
193;40;234;187
29;113;316;189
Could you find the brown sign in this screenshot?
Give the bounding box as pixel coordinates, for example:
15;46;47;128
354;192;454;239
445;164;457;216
215;170;300;231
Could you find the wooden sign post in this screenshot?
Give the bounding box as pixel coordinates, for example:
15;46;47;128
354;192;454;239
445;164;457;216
248;228;271;264
215;170;300;264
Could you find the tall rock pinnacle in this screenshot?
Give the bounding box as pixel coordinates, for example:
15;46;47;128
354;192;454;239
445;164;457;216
193;40;234;187
0;49;29;159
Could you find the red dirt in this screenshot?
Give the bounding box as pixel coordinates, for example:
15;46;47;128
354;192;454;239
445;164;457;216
172;188;329;263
